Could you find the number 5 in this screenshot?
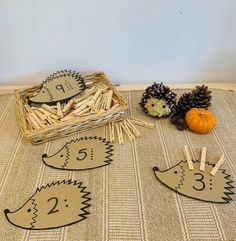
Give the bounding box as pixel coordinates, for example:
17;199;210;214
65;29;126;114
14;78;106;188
77;148;88;161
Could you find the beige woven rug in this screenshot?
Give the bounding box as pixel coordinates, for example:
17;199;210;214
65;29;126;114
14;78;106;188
0;89;236;241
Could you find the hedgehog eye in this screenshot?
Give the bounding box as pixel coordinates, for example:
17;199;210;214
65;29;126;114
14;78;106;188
162;105;166;108
60;155;64;157
151;104;155;107
174;171;178;174
27;209;31;212
42;91;45;93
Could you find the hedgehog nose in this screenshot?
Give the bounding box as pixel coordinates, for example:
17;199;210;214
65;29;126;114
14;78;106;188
42;153;48;158
4;209;10;214
153;167;160;172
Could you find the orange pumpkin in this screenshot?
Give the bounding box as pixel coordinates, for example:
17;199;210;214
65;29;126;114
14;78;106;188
185;108;216;133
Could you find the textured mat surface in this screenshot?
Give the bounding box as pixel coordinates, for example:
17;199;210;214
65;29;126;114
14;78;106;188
0;89;236;241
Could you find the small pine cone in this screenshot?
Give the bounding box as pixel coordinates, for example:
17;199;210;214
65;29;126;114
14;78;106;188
175;118;187;131
176;92;194;116
170;111;182;125
192;85;212;109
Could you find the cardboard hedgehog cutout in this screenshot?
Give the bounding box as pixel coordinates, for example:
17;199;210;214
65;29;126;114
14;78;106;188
28;70;86;105
42;136;114;171
153;146;235;203
4;180;91;230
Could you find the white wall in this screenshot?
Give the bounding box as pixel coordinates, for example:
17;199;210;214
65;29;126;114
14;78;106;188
1;0;236;85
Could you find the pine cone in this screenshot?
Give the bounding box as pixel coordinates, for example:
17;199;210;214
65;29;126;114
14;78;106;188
192;85;212;108
176;92;194;116
175;118;187;131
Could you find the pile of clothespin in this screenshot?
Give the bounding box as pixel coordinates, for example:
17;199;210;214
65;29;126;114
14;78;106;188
23;81;121;130
105;117;154;145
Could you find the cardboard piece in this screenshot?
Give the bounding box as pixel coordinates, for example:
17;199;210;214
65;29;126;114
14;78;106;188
4;180;91;230
153;159;234;203
29;70;86;105
42;136;113;171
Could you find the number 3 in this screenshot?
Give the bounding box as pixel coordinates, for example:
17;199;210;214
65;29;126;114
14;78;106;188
193;173;206;191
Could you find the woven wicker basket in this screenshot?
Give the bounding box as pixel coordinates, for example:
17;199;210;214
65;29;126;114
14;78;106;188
15;71;128;144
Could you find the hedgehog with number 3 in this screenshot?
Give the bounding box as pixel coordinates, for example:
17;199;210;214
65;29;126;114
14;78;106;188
153;147;235;203
4;180;91;230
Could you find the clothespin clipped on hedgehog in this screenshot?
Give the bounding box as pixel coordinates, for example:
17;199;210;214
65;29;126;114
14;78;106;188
28;70;86;105
153;146;235;203
4;180;91;230
140;83;177;118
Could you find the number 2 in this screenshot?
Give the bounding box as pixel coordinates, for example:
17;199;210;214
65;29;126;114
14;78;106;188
193;173;206;191
47;197;59;215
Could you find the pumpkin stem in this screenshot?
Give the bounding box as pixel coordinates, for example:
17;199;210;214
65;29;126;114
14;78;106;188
199;111;205;118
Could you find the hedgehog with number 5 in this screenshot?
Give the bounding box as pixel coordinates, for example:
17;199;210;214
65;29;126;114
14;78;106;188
4;180;91;230
153;147;235;203
42;136;113;171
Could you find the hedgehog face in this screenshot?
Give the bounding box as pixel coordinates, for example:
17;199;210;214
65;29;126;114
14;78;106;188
145;98;171;117
42;146;69;169
153;163;185;190
29;86;52;103
4;199;37;229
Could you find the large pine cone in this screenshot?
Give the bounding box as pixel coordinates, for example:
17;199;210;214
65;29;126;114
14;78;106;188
192;85;212;108
175;92;194;116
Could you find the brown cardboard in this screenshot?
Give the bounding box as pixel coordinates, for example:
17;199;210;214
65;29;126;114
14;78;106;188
153;159;234;203
42;136;113;171
4;180;91;230
29;70;85;105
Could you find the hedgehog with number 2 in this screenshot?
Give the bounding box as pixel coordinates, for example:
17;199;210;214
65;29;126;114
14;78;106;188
4;180;91;230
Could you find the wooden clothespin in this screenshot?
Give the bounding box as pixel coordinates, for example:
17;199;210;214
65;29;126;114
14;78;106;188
42;104;57;115
56;102;64;118
129;117;154;128
91;95;102;112
60;115;75;122
105;90;113;110
108;122;115;143
62;99;74;115
115;123;124;145
88;89;102;108
75;107;91;116
28;113;40;129
210;155;225;176
73;103;88;115
125;119;141;138
74;98;91;109
183;145;194;170
120;122;134;142
200;147;207;171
